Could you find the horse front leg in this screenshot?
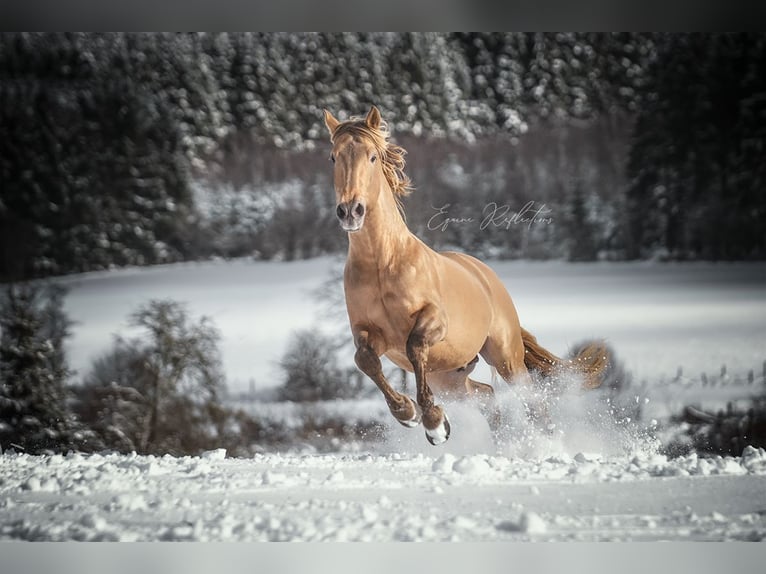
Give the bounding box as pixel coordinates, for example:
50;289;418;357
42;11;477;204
406;304;450;445
354;328;421;428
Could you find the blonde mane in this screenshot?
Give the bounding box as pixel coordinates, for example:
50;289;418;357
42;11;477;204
329;116;413;206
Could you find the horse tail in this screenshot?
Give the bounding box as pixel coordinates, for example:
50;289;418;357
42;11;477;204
568;340;610;390
521;328;562;377
521;328;608;390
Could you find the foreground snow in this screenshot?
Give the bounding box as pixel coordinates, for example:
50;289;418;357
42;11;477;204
2;445;765;542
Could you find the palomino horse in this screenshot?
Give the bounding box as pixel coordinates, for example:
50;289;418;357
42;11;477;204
323;105;608;445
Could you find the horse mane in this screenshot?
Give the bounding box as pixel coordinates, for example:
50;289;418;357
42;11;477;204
329;115;413;216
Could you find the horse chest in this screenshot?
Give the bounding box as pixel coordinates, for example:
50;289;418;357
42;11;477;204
345;270;419;342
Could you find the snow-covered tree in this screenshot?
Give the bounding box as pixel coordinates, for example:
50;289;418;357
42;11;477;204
2;32;761;275
0;284;83;453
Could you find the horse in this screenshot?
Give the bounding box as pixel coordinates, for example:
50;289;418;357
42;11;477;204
323;105;608;445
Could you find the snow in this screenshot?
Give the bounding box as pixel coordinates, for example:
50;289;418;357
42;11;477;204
15;256;762;543
58;257;766;393
1;446;765;541
59;257;331;392
2;370;766;542
499;261;766;387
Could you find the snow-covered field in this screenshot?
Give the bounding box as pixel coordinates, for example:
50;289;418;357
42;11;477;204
2;445;766;541
58;258;333;393
3;257;765;543
58;257;766;392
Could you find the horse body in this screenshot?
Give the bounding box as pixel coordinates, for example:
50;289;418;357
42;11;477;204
347;248;487;370
324;105;608;445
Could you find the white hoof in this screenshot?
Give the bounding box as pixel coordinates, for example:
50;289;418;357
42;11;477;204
400;413;420;428
394;397;421;428
425;412;451;445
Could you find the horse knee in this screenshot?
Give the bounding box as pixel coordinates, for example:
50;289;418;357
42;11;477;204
406;305;447;363
354;344;382;377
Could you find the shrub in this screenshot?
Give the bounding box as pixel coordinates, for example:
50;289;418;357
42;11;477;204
279;329;363;402
76;299;230;455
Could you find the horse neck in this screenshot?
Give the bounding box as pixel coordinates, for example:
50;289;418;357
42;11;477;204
347;179;414;268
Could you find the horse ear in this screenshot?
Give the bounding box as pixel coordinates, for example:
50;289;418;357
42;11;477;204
366;105;382;129
323;109;340;135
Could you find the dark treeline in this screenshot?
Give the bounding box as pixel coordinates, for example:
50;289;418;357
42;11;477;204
1;32;764;281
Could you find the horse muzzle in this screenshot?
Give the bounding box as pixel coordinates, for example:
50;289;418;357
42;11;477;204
336;200;366;232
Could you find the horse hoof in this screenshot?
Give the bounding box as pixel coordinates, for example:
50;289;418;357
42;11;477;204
425;413;451;445
394;397;421;428
399;414;421;428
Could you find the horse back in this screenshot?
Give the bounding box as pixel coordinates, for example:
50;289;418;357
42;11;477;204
438;251;497;297
439;250;523;336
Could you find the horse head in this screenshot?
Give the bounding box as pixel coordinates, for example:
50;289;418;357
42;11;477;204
323;106;386;232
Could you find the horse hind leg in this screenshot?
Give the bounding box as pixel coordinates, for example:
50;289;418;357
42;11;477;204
458;356;498;410
480;335;553;430
479;335;532;386
427;366;509;449
465;377;495;406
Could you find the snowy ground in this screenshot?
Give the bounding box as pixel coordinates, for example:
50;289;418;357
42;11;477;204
5;257;762;543
2;445;765;541
3;370;766;542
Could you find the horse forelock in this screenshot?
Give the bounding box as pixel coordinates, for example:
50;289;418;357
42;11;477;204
330;118;413;201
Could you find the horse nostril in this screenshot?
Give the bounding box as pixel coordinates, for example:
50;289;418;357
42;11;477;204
354;203;365;217
336;204;347;219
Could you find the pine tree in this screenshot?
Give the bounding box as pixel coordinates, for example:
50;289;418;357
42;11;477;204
565;180;598;261
627;33;766;260
0;285;82;453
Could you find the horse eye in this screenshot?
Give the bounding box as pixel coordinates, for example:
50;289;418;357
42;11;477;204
330;154;335;164
370;154;377;164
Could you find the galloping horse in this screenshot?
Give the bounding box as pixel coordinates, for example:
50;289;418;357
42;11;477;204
323;105;608;445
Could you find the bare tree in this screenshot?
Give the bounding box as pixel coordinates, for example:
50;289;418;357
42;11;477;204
78;299;228;455
279;329;364;402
